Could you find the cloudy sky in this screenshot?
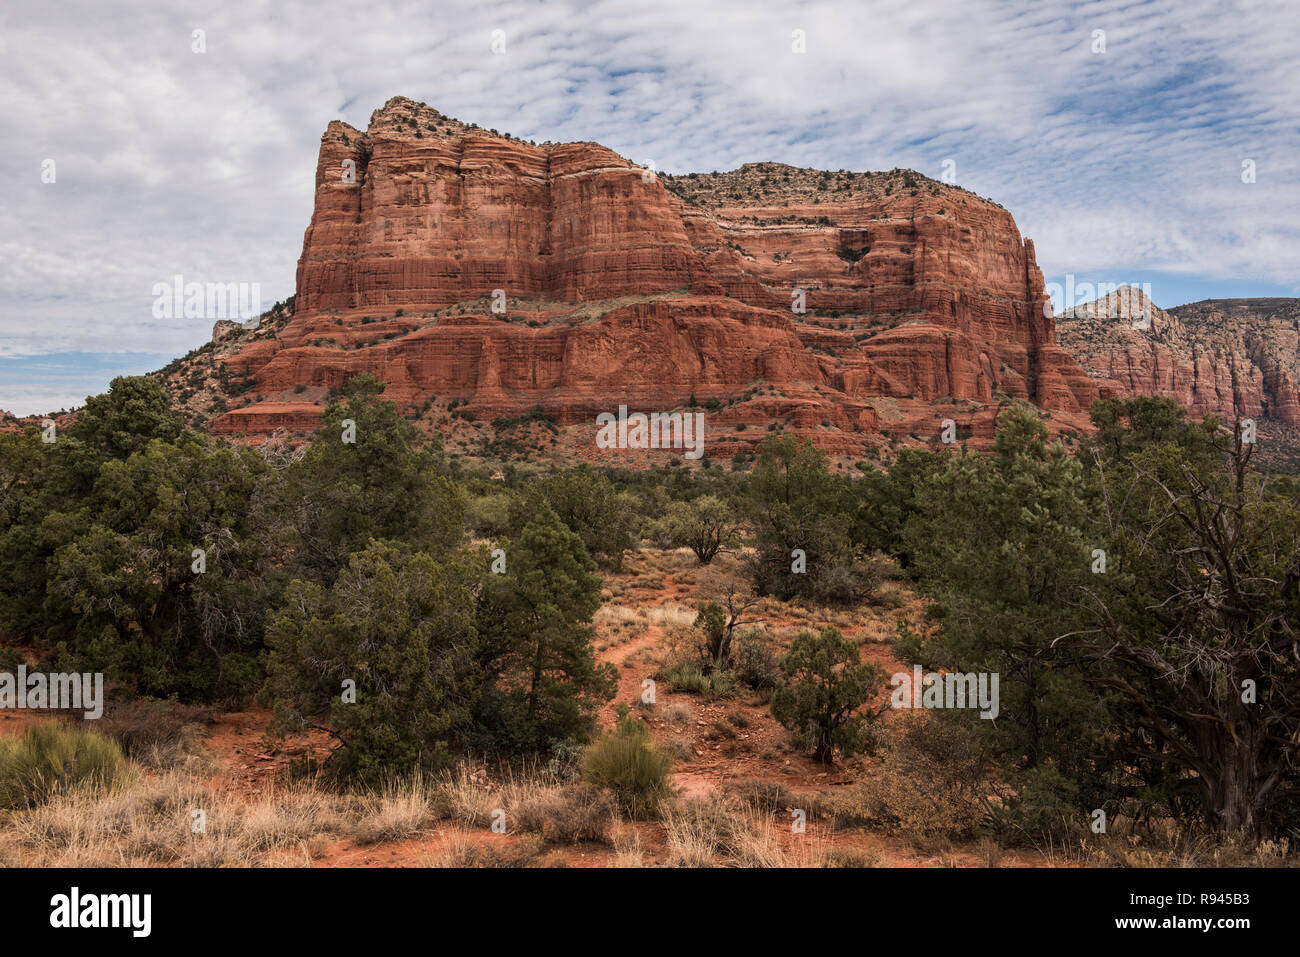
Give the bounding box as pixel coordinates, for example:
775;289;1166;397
2;0;1297;414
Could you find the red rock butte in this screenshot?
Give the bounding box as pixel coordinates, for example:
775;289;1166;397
212;96;1102;454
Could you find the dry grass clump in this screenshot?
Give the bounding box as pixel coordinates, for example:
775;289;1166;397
645;601;696;630
1253;838;1294;866
422;765;625;846
828;719;989;845
626;569;672;591
855;615;900;645
724;778;826;828
610;822;645;866
872;582;911;610
594;605;649;645
428;765;498;828
1071;829;1298;869
977;836;1003;867
815;844;882;868
7;786;177;866
662;702;693;725
3;758;625;866
0;771;347;866
241;789;341;852
352;779;432;845
663;795;798;867
509;782;616;845
664;737;694;761
725;778;796;815
638;547;704;580
428;832;547;867
812;605;867;632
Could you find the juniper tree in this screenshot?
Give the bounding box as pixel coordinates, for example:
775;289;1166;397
1072;414;1300;839
902;404;1109;801
0;376;189;636
850;447;941;568
511;465;638;570
747;434;850;599
279;373;463;585
475;506;617;751
0;377;273;701
41;435;274;701
771;625;886;763
263;541;483;783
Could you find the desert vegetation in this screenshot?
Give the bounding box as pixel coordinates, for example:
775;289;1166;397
0;376;1297;866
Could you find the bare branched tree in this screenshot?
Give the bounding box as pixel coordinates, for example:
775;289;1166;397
697;570;763;665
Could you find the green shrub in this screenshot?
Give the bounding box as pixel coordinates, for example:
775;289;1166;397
664;661;708;694
704;669;737;700
581;706;673;818
0;723;126;809
892;621;925;665
771;626;886;762
465;491;518;538
663;662;737;700
693;602;727;658
649;496;739;565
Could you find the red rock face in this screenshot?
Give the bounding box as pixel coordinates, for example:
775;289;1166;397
214;96;1100;454
295;111;708;314
1056;289;1300;428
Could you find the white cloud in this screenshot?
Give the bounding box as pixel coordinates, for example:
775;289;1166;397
1;0;1297;409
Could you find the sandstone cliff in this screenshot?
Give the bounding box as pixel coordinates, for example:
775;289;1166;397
1056;287;1300;428
202;96;1101;459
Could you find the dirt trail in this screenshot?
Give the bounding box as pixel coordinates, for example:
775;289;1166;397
200;708;332;796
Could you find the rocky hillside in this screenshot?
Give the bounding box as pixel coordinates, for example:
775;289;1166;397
160;95;1104;462
1057;288;1300;427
